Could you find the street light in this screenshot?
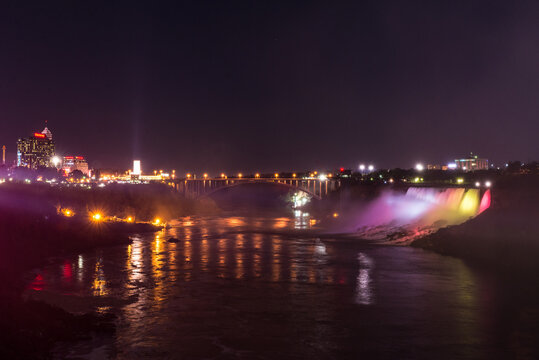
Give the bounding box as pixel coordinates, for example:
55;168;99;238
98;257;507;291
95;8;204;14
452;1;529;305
255;173;260;178
368;165;374;172
415;163;424;171
203;173;208;179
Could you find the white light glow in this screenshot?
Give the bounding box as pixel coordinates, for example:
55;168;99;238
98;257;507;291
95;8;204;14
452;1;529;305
133;160;141;175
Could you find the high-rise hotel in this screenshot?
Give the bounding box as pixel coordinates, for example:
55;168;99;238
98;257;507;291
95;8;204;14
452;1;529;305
17;126;55;169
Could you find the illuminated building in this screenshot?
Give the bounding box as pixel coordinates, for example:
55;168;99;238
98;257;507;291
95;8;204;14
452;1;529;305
16;129;55;169
454;153;488;172
41;125;52;140
63;156;89;175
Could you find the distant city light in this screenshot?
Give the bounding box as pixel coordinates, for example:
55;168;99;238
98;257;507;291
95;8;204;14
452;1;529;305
133;160;141;175
447;163;457;170
319;174;327;181
368;165;374;172
255;173;260;178
456;178;464;184
485;181;492;187
51;156;62;167
415;163;424;171
153;218;161;225
475;182;481;187
359;164;365;171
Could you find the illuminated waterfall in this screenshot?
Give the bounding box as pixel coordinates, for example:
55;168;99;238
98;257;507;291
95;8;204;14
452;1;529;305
352;187;490;244
405;187;482;216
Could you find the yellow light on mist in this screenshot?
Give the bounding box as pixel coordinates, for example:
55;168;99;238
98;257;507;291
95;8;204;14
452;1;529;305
459;189;479;215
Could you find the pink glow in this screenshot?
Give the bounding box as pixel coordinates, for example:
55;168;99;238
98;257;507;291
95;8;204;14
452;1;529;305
30;274;44;291
478;189;491;214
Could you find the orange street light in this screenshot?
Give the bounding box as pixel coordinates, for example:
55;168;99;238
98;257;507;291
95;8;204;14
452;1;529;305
91;212;103;222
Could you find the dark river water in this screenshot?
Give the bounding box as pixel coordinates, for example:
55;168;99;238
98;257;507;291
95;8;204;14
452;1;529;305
25;214;539;359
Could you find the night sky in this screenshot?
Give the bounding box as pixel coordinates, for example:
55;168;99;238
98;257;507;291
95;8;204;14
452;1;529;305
1;1;538;174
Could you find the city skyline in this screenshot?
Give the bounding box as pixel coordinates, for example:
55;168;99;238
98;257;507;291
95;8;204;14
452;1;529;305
0;122;529;174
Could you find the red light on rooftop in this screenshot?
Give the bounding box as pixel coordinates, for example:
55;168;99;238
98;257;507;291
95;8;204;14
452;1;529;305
33;133;46;139
340;167;344;172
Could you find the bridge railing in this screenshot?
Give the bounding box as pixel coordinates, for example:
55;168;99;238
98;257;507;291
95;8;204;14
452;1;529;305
170;177;341;199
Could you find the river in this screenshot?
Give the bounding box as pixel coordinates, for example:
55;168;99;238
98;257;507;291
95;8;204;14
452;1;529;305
25;213;539;359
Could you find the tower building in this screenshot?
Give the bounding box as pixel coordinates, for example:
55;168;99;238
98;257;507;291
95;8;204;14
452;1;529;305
17;126;56;169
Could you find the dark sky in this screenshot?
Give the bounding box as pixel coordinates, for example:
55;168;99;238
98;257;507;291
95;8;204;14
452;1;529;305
1;1;538;174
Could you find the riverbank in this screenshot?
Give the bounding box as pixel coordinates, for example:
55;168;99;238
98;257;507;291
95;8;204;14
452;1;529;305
412;175;539;274
0;184;173;359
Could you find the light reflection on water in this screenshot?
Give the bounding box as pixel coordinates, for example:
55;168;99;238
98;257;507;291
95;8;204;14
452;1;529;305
25;214;539;359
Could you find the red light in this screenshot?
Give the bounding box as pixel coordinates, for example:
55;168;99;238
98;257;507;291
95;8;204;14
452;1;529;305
64;156;74;159
75;156;84;160
340;167;344;172
33;133;46;138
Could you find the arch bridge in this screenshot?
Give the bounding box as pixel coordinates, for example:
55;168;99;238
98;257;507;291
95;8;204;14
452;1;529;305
171;177;341;199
